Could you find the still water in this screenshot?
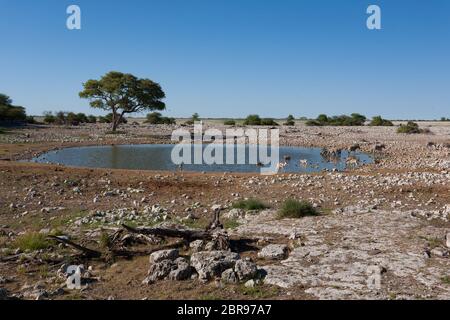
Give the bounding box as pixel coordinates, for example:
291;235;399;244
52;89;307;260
32;144;373;173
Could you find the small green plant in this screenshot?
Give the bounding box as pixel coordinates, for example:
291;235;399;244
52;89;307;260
397;121;428;134
441;276;450;284
232;199;268;211
224;119;236;126
369;116;393;126
99;232;112;248
278;199;318;219
283;115;295;126
14;232;49;251
223;218;240;230
239;284;279;298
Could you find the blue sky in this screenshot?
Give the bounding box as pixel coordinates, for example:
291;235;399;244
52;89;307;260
1;0;449;119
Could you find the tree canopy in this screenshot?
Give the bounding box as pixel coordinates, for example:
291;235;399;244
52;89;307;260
0;94;27;122
79;71;166;131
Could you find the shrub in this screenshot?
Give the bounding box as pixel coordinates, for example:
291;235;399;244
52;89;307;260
66;112;80;126
261;118;279;126
14;232;49;251
397;121;425;134
232;198;268;211
369;116;393;126
87;115;97;123
306;113;367;126
224;119;236;126
100;113;127;124
185;113;200;125
278;199;318;219
26;116;37;124
243;114;262;126
0;94;27;122
43;112;56;124
145;112;176;125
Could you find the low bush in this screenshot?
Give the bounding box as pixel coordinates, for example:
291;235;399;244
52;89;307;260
278;199;318;219
369;116;393;126
14;232;49;251
145;112;176;125
306;113;366;126
232;198;268;211
224;119;236;126
397;121;427;134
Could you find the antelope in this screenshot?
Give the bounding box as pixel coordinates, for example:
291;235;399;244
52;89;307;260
276;161;288;171
299;159;308;167
345;156;359;167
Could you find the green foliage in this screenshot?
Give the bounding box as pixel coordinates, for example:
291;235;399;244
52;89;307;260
99;113;127;124
87;115;97;123
43;112;56;124
26;116;37;124
261;118;279;126
278;199;318;219
397;121;426;134
306;113;367;126
14;232;49;251
185;113;200;125
0;94;27;122
284;115;296;125
223;218;240;230
232;198;268;211
242;115;278;126
79;71;165;131
369;116;393;126
243;114;261;125
223;119;236;126
145;112;176;125
43;111;97;125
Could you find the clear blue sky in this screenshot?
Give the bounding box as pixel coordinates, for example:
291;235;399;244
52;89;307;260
1;0;449;119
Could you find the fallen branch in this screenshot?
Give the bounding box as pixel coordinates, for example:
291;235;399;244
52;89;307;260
122;224;213;242
48;235;102;258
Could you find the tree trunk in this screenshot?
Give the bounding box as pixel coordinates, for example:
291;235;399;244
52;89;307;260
111;111;117;132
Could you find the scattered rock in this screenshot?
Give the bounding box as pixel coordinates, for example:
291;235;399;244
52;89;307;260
189;240;205;253
0;288;9;300
190;250;240;282
221;268;239;284
149;249;179;264
168;258;194;281
258;244;289;260
430;247;449;258
234;259;258;281
143;260;177;284
224;208;245;219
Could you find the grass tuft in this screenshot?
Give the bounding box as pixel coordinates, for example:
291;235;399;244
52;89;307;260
278;199;318;219
232;198;268;211
14;232;49;251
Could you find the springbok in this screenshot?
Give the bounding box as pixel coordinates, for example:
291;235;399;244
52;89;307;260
345;156;359;167
276;161;288;171
299;159;308;167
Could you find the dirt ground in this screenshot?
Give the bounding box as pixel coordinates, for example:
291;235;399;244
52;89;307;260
0;121;449;300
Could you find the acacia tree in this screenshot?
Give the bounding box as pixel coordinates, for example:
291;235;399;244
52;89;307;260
79;71;166;131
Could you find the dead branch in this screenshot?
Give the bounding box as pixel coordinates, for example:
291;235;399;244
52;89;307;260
48;235;102;258
122;224;213;242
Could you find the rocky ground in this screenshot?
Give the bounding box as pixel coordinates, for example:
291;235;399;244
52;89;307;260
0;121;449;300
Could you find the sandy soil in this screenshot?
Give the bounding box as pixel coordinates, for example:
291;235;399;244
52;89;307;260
0;121;449;300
